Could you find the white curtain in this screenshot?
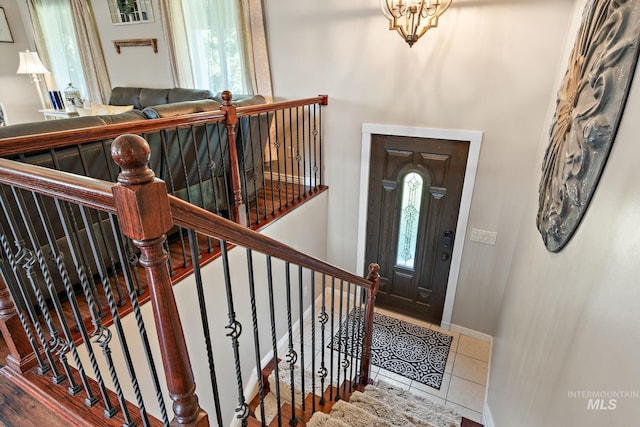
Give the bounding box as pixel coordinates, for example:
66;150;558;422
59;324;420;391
160;0;273;98
28;0;111;104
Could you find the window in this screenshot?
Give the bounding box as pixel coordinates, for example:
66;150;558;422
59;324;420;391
178;1;249;93
33;0;88;101
396;172;424;269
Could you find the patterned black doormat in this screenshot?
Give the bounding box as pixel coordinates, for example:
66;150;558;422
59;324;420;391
329;309;452;390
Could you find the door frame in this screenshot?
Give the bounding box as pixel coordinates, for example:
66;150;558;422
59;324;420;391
356;124;483;329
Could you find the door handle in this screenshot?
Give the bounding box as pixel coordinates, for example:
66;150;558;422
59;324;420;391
443;230;454;248
441;252;450;262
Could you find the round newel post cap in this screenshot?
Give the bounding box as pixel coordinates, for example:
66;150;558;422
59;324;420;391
221;90;233;105
367;263;380;281
111;134;156;186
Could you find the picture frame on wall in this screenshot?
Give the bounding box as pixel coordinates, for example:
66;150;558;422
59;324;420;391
108;0;154;25
0;7;14;43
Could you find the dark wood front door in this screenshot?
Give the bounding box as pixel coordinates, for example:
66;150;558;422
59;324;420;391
365;134;469;324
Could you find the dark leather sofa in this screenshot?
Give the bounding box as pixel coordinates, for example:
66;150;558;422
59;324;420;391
0;87;270;305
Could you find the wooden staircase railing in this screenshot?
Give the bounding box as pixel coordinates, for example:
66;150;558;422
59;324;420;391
0;129;378;426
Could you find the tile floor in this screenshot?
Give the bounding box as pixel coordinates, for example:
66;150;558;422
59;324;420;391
371;307;491;424
285;293;491;425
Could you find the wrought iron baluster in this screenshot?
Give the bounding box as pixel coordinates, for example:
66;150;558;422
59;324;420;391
288;108;295;207
187;230;223;426
246;249;266;424
219;240;249;426
55;198;116;417
335;279;344;401
266;111;276;217
109;216;169;426
12;188;80;389
285;262;298;426
31;192;103;405
298;265;305;412
258;113;269;221
318;274;328;406
0;188;58;379
190;125;213;252
355;286;365;386
159;130;188;271
80;205;142;426
346;282;354;394
266;256;283;427
312;104;318;191
310;270;316;413
0;234;48;375
275;110;283;212
318;103;323;187
204;122;223;221
343;281;352;395
329;277;335;402
295;106;302;201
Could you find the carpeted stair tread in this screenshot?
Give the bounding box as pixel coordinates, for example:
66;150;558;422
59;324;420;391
327;400;395;427
307;412;352;427
268;360;333;408
347;390;418;426
364;381;461;427
253;391;279;425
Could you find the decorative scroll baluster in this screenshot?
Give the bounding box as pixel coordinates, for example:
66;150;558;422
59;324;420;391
246;249;266;423
288;108;296;207
55;198;117;417
79;205;143;426
295;107;302;201
310;271;316;413
189;127;214;252
187;230;223;427
0;235;48;375
31;192;103;406
109;215;169;426
13;189;82;392
266;256;283;427
258;113;269;222
355;285;365;385
343;281;352;395
111;134;208;426
284;262;298;426
0;269;38;373
158;130;188;272
318;274;328;406
219;240;249;426
360;263;380;387
275;111;284;212
329;277;335;402
266;111;277;217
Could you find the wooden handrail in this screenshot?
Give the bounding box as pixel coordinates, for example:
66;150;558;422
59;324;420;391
0;95;328;157
0;147;370;291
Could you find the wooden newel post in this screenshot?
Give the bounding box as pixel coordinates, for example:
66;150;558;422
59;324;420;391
111;134;209;427
360;263;380;387
220;90;247;227
0;277;37;372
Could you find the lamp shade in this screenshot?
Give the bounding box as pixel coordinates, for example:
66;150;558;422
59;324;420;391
16;50;51;75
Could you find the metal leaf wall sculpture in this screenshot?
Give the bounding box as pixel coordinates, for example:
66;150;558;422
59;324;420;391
537;0;640;252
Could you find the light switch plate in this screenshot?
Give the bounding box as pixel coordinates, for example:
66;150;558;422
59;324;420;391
470;228;497;245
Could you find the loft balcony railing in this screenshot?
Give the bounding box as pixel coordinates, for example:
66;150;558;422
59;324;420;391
0;96;381;427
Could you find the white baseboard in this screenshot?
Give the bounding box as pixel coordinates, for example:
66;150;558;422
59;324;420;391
447;323;493;343
483;401;495;427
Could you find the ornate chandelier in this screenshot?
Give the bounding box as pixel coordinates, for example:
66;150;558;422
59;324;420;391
380;0;452;47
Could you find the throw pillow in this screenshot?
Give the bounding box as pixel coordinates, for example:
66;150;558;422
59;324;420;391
76;103;134;116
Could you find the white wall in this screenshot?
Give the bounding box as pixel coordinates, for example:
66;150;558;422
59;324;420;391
0;0;45;124
89;0;173;89
487;0;640;425
264;0;575;334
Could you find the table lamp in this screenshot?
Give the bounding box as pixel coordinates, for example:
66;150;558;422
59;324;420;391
16;49;51;110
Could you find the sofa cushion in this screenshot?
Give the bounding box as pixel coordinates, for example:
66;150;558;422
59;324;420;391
98;109;147;124
76;103;134;116
0;116;107;138
142;99;222;119
108;87;144;109
168;88;214;104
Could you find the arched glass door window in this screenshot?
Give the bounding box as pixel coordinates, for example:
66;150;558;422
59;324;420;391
396;172;424;269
